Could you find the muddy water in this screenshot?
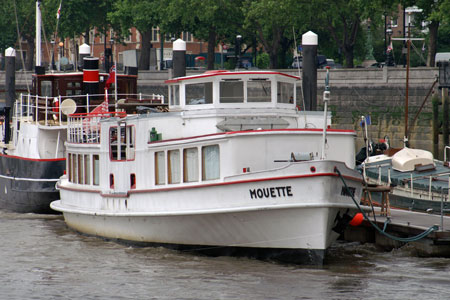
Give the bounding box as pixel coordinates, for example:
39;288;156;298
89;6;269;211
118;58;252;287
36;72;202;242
1;211;449;299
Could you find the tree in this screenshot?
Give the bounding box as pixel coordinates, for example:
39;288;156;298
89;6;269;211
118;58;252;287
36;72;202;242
109;0;161;70
0;1;16;54
243;0;308;69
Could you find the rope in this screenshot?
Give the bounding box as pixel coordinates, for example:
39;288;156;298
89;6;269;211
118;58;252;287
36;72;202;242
334;167;439;242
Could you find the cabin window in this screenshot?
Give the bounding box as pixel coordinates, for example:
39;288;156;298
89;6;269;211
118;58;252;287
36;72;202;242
277;82;294;104
170;85;180;106
130;174;136;189
168;150;181;184
202;145;220;180
84;155;91;185
110;174;114;189
93;154;100;185
78;154;83;184
40;81;52;97
155;151;166;185
68;153;72;182
220;80;243;103
110;124;135;161
183;148;198;182
247;80;271;102
185;82;213;105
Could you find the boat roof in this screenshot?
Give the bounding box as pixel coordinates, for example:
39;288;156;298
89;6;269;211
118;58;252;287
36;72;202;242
165;70;300;84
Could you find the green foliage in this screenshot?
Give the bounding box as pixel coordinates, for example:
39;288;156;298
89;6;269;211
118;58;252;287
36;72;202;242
256;52;269;69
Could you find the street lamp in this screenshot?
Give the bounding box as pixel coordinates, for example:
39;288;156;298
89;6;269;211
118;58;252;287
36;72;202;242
235;35;242;70
386;25;394;66
51;39;56;70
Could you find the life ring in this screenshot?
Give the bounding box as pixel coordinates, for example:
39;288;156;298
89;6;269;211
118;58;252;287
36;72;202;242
52;97;60;120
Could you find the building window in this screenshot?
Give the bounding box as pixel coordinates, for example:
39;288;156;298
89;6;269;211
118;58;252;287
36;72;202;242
277;82;294;104
152;28;159;42
202;145;220;180
183;148;198;182
182;32;192;42
185;82;213;105
168;150;180;184
247;79;271;102
110;124;135;161
220;80;244;103
155;151;166;185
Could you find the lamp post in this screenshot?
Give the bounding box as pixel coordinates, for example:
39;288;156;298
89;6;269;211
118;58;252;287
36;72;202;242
51;39;56;70
110;37;114;70
235;34;242;70
386;25;393;66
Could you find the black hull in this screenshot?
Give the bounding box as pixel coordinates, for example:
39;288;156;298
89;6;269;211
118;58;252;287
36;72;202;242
0;155;65;214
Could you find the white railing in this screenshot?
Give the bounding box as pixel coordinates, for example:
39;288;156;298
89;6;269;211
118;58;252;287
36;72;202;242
68;112;126;144
15;93;165;127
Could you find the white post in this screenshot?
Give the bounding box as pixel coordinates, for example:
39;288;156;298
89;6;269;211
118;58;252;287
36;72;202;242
321;68;330;160
429;177;433;200
410;174;414;197
36;0;42;67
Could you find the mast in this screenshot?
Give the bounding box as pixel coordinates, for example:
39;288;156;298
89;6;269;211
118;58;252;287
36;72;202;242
36;0;42;67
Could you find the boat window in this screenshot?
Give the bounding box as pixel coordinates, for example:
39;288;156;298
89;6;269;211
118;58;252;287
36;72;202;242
130;173;136;189
183;148;198;182
170;85;180;106
93;154;99;185
277;82;294;104
168;150;181;184
110;174;114;189
84;155;90;185
78;154;83;184
40;81;52;97
220;81;243;103
185;82;213;105
202;145;220;180
247;80;271;102
68;153;72;182
109;124;135;161
155;151;166;185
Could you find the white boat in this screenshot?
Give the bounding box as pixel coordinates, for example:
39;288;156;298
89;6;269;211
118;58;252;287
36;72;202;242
51;68;364;264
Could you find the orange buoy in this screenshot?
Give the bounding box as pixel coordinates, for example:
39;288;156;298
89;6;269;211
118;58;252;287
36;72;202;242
349;213;364;226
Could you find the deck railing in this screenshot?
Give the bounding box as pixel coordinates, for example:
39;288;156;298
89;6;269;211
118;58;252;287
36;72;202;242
14;93;164;127
68;112;126;144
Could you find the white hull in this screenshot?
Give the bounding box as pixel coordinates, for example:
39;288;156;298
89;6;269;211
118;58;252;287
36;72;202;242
52;161;362;252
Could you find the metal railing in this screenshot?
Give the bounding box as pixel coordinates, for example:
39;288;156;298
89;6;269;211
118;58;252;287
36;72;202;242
68;112;126;144
14;93;165;127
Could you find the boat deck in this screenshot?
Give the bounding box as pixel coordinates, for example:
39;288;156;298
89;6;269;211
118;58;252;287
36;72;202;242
344;207;450;256
362;160;450;194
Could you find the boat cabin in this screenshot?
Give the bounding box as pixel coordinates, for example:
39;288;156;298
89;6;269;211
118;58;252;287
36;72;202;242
166;70;299;111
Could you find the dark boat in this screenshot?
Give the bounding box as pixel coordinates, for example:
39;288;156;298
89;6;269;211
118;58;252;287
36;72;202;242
0;59;142;213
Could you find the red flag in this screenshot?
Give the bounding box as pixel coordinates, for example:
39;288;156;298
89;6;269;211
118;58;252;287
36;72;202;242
105;65;116;89
56;2;61;19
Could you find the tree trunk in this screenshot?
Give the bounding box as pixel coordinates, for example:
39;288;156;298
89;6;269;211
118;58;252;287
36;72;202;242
138;30;151;70
84;28;90;44
427;20;439;67
207;27;216;70
344;45;355;68
26;37;34;71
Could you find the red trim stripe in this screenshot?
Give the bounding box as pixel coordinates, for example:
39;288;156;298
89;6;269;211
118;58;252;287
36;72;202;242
58;172;363;197
165;71;300;83
0;153;66;162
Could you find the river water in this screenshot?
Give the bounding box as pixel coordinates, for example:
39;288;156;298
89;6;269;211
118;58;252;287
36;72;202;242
1;210;449;300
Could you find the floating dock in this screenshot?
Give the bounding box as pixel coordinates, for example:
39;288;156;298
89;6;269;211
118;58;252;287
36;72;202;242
344;208;450;256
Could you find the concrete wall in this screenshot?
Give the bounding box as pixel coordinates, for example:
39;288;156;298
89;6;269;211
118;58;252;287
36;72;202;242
1;67;444;157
